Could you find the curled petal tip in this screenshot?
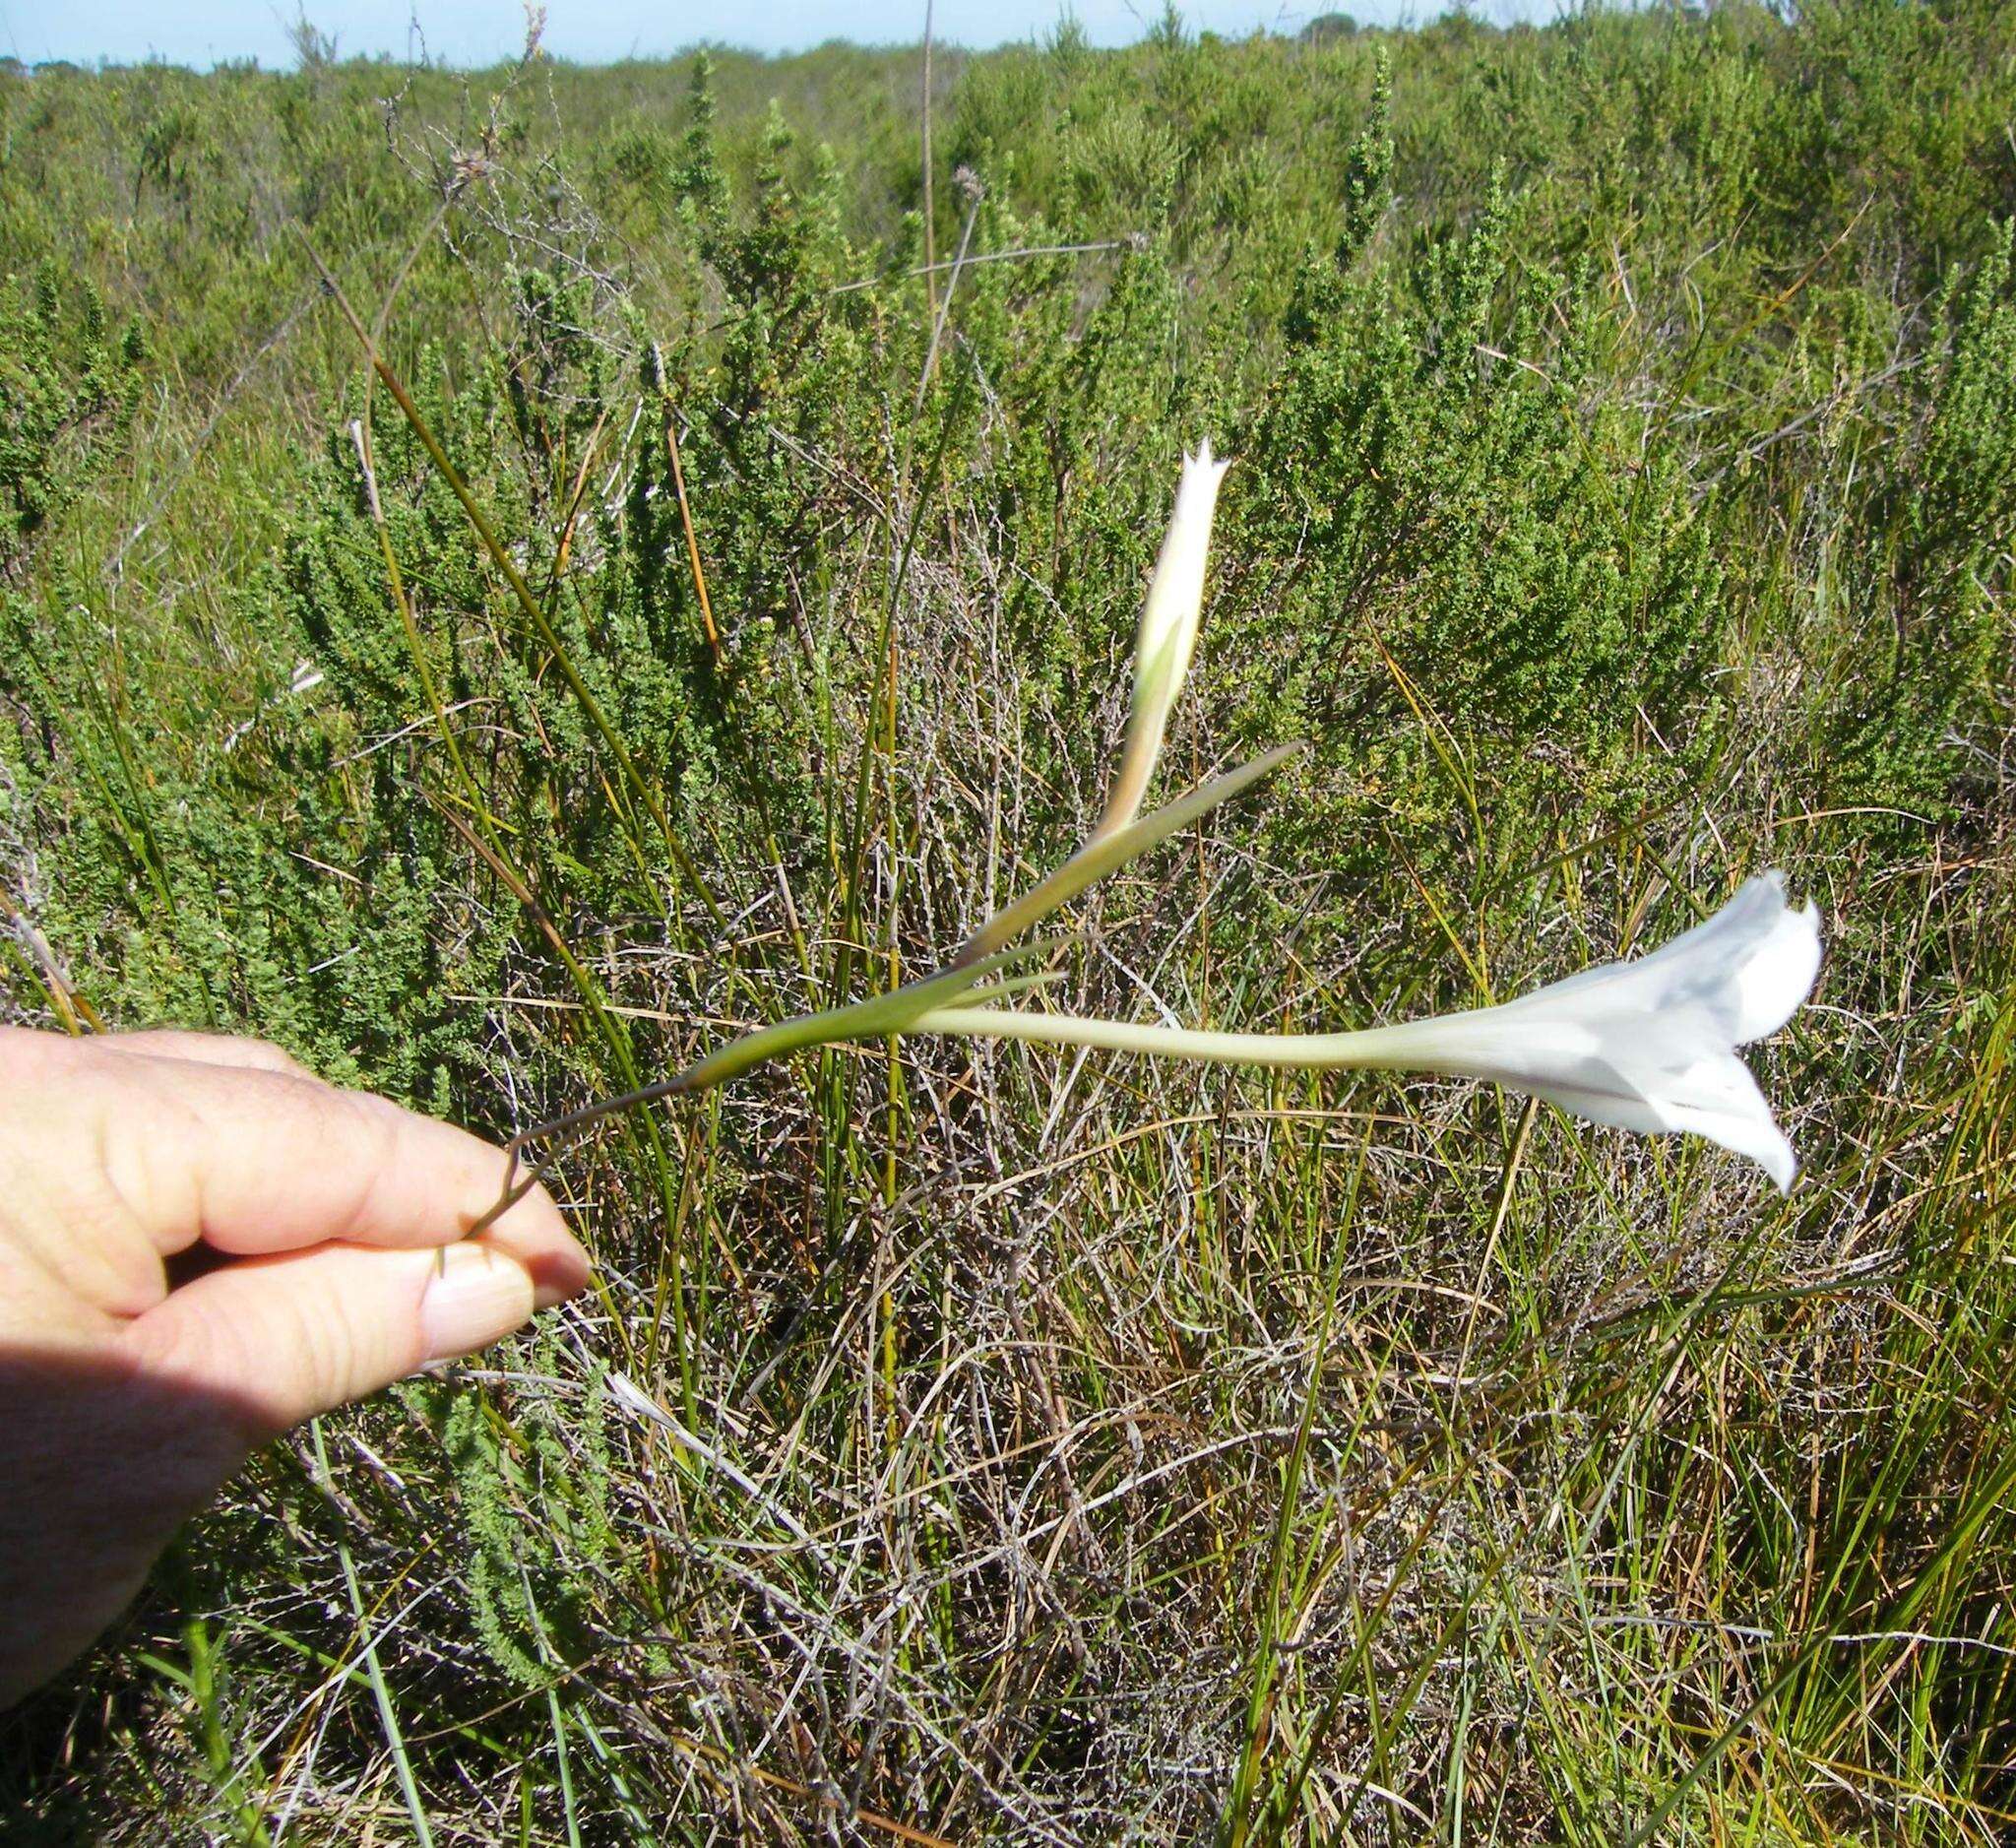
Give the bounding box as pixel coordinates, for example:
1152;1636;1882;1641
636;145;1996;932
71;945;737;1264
1731;881;1823;1045
1739;1111;1799;1193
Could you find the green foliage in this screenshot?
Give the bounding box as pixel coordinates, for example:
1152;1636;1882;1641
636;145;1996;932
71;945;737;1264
1822;220;2016;811
0;264;142;575
435;1361;629;1689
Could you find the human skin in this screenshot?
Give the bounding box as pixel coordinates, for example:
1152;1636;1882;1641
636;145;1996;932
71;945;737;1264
0;1025;592;1707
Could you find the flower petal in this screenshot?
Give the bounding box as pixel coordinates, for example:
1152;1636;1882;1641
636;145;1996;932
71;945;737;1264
1730;894;1822;1043
1492;872;1820;1044
1519;1050;1797;1191
1094;442;1231;844
1138;439;1229;698
1352;877;1816;1188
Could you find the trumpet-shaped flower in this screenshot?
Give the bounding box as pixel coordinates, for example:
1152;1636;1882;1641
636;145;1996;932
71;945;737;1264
1093;440;1230;843
918;873;1823;1189
1351;872;1823;1187
652;439;1823;1196
409;332;1824;1223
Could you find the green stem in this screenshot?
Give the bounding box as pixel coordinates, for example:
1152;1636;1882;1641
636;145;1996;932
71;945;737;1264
667;940;1052;1095
949;741;1302;967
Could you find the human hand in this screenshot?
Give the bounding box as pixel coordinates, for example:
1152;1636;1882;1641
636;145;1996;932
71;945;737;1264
0;1026;591;1706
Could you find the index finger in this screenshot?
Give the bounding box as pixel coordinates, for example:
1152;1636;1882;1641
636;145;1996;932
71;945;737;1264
19;1032;569;1259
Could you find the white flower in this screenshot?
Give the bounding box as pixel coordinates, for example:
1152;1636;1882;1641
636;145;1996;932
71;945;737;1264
1092;440;1230;842
918;873;1824;1189
1363;872;1823;1188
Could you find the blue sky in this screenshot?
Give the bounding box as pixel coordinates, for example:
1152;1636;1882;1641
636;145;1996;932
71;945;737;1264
1;1;1541;70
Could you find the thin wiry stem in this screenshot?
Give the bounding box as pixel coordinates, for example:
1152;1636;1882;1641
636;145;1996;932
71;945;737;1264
467;741;1298;1234
948;742;1302;968
461;942;1064;1237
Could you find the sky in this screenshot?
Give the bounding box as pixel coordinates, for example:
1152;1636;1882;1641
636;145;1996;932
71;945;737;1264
1;0;1518;71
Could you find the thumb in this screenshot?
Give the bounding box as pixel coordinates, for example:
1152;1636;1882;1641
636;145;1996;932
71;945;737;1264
124;1236;558;1440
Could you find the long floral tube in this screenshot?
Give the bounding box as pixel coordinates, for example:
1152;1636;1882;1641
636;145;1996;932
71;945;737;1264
914;873;1822;1189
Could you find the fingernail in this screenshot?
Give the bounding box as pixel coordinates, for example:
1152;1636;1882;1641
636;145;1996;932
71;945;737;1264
530;1265;589;1312
419;1242;536;1363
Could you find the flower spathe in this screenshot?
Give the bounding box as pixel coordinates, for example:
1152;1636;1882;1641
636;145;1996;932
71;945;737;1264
918;873;1822;1189
1135;438;1228;719
944;441;1244;970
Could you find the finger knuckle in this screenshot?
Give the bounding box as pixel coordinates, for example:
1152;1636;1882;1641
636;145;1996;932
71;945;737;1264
240;1037;313;1078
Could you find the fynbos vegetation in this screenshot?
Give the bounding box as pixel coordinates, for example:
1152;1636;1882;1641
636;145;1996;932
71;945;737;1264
4;4;2015;1839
